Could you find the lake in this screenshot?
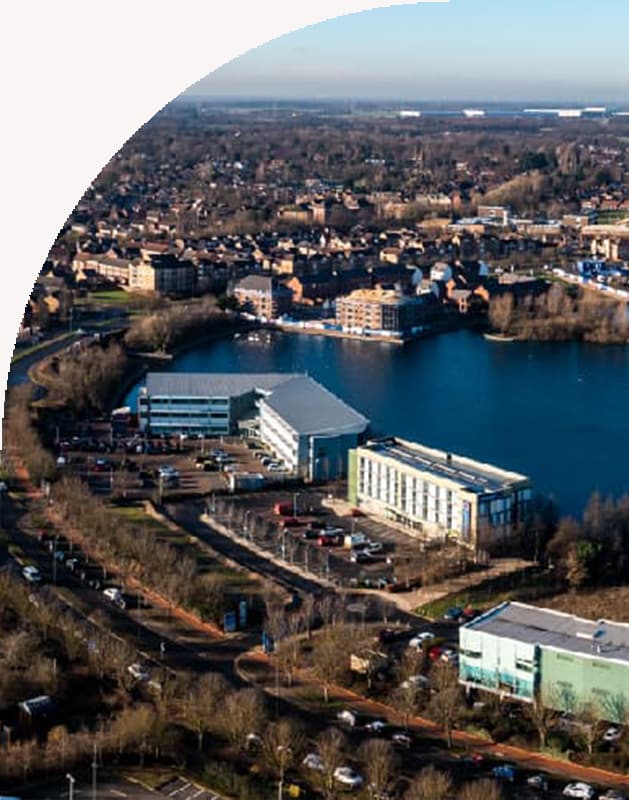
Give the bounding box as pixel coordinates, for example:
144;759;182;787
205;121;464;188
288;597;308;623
126;330;629;516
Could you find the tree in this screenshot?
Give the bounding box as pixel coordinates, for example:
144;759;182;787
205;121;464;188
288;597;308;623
425;663;463;748
316;727;347;800
488;293;514;335
574;700;604;756
525;693;560;750
311;628;349;703
405;765;453;800
222;687;267;750
261;718;305;796
458;778;502;800
181;672;228;751
358;738;396;800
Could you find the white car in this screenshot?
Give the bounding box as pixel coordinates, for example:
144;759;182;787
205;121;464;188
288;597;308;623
603;726;622;743
364;719;386;734
127;663;150;682
103;587;126;608
337;709;358;727
400;675;430;690
391;732;412;748
527;774;549;792
599;791;627;800
302;753;324;772
365;542;384;555
334;767;363;789
408;632;435;649
562;783;595;799
22;566;42;584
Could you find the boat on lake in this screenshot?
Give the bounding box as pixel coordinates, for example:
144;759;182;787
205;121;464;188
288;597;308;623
483;332;518;342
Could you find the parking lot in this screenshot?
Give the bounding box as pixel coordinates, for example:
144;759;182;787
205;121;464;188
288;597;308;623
56;426;297;499
205;486;436;590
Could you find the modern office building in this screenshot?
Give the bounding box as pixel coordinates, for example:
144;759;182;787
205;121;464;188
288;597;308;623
459;602;629;723
347;437;532;551
258;375;369;480
138;372;368;480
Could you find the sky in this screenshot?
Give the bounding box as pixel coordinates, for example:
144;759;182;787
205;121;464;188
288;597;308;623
186;0;629;103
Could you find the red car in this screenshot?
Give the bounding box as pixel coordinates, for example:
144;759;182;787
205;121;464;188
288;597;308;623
428;645;446;661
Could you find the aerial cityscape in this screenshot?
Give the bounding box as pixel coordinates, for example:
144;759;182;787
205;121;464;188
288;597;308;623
5;3;629;800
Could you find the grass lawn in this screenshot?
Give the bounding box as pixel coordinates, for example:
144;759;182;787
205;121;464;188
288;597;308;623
111;504;258;588
418;568;558;619
84;289;133;306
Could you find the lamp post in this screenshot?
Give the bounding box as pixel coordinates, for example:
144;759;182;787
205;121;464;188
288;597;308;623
277;745;292;800
292;492;299;517
66;773;76;800
0;481;7;528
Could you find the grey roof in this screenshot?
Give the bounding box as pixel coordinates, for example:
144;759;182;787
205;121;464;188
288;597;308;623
466;602;629;665
261;376;369;437
145;372;295;399
236;275;291;293
360;437;529;494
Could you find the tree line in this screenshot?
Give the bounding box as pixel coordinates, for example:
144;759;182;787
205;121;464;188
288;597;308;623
489;284;629;343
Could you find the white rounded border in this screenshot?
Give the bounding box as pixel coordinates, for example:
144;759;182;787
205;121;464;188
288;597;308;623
0;0;446;443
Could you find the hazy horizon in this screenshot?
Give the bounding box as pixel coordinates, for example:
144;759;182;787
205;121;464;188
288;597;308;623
185;0;629;103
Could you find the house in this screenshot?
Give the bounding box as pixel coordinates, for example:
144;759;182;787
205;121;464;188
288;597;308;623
234;275;293;319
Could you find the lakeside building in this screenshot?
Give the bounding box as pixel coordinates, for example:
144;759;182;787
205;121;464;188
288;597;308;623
129;254;196;295
234;275;293;320
459;602;629;723
138;372;368;480
347;437;532;551
335;288;433;337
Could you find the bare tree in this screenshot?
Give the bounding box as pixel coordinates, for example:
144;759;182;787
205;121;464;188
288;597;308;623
316;727;347;800
222;687;268;750
358;738;396;800
426;663;463;749
458;778;502;800
181;672;228;751
405;765;453;800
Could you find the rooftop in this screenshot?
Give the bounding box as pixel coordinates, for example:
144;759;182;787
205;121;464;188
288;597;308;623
466;602;629;665
261;375;369;437
358;437;529;494
144;372;295;398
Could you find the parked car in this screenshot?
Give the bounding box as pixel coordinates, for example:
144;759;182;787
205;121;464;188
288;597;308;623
400;674;430;690
364;719;386;734
599;790;627;800
365;542;384;555
603;726;623;743
443;606;464;621
527;774;549;792
127;663;150;682
491;764;517;782
302;753;324;772
103;587;126;609
350;549;372;563
409;632;435;649
440;648;459;665
562;783;595;799
391;732;412;748
22;566;41;584
334;767;363;789
337;709;357;727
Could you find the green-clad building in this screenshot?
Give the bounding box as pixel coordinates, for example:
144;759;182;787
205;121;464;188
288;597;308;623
459;602;629;723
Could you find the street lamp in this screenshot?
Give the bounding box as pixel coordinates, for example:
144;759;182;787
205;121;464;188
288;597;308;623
66;773;76;800
0;481;7;528
292;492;299;517
277;745;292;800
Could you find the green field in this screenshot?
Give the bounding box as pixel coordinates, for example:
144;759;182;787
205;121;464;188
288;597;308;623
86;289;134;305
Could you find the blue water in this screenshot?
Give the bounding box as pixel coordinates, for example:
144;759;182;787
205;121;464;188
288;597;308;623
126;330;629;516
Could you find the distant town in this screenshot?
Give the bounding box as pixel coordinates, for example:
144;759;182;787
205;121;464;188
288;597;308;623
5;98;629;800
